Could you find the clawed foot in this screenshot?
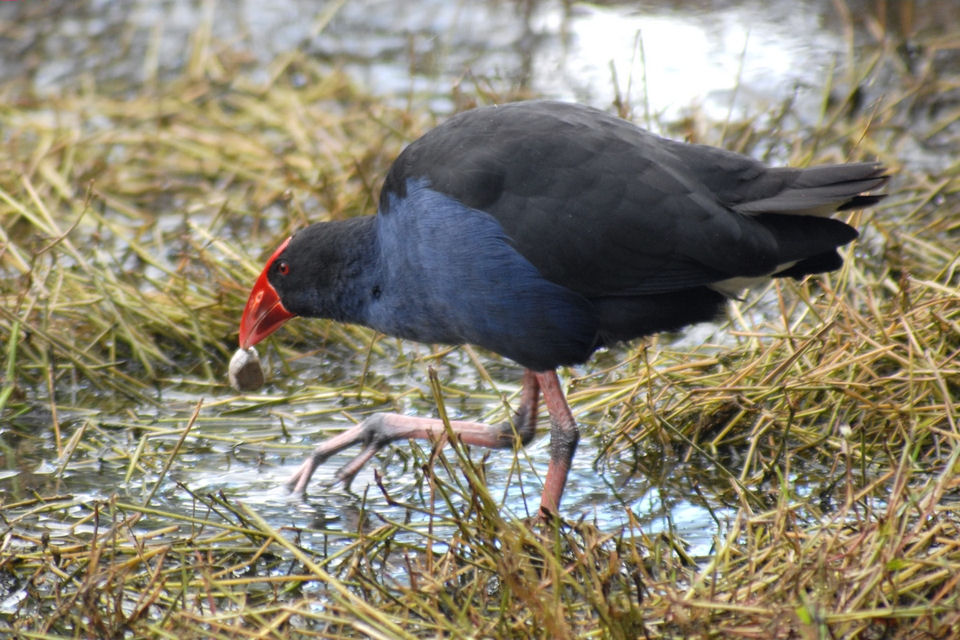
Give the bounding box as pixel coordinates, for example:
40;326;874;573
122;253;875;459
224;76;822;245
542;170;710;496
284;411;520;497
285;413;395;496
283;370;577;519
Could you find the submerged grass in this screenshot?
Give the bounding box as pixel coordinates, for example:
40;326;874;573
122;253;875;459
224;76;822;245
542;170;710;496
1;4;959;639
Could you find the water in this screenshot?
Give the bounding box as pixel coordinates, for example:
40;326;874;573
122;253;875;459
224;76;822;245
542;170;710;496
1;0;949;559
6;0;878;122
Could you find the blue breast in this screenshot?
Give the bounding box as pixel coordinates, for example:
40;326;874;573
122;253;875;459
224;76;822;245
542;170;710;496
364;178;598;371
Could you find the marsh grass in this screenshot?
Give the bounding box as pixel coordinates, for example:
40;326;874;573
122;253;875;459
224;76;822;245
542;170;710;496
1;4;959;639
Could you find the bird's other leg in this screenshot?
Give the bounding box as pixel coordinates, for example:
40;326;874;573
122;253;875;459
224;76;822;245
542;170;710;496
286;370;542;495
536;370;579;519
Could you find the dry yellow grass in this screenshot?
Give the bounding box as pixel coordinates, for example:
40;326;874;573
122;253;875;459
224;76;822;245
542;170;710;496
1;4;959;639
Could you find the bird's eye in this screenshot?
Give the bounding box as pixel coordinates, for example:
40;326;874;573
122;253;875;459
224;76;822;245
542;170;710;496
277;261;290;276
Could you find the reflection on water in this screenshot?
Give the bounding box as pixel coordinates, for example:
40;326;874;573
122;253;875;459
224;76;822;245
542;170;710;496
3;0;911;121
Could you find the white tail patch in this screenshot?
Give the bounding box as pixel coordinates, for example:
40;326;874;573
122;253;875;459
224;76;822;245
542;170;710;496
708;260;800;297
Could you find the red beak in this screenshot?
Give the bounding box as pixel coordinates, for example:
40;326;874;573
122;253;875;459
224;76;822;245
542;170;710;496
239;237;295;349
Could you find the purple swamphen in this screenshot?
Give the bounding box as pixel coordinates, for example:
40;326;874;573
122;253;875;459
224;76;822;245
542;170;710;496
238;100;887;517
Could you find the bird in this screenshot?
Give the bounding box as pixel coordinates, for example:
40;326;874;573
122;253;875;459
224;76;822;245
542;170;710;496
238;100;887;518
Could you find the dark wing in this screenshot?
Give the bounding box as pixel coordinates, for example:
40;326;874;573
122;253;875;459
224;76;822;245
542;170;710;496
658;138;887;215
380;101;886;297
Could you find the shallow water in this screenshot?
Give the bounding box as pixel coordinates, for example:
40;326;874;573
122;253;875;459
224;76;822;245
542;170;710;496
5;0;909;121
1;0;953;559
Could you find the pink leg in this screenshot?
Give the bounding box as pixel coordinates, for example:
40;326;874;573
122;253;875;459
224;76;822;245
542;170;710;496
287;370;542;495
535;370;579;518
